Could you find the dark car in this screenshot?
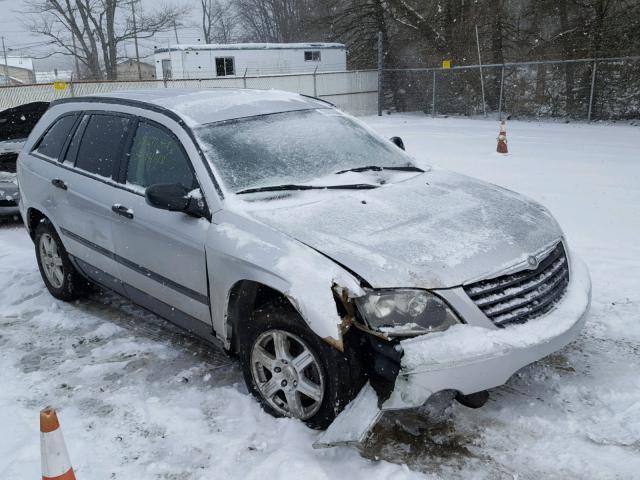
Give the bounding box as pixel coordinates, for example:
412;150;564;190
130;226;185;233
0;102;49;216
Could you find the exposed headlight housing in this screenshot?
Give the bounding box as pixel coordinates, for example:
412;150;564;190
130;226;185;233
354;289;461;337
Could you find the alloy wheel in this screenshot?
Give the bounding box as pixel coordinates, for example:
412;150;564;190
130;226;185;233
39;233;64;289
250;329;325;420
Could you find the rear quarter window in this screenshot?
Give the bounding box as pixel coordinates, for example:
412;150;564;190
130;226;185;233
33;115;77;160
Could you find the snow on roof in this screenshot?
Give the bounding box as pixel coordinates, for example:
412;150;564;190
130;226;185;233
0;56;34;71
83;88;330;126
35;70;73;83
154;42;345;53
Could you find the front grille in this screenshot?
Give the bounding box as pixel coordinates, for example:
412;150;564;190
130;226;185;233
464;242;569;327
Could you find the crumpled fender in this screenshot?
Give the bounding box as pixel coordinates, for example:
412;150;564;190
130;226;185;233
206;209;365;348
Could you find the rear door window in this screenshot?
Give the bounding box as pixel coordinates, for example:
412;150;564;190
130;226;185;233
34;115;77;160
125;121;195;190
76;114;130;178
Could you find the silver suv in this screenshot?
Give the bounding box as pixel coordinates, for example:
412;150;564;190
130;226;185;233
17;89;591;441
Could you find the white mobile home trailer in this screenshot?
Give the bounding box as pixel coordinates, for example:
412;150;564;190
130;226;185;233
154;43;347;80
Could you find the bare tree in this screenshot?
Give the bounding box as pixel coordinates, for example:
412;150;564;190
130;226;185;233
26;0;186;80
236;0;322;43
200;0;237;43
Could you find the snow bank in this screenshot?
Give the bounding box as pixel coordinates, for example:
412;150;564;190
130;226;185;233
0;227;420;479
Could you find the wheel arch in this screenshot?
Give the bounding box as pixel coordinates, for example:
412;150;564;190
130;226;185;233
225;279;302;354
26;207;48;240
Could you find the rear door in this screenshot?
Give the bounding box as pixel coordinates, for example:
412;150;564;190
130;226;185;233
53;113;132;294
110;118;211;333
18;112;78;219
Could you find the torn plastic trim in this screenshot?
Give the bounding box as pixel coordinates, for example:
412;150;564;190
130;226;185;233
313;382;382;449
315;283;360;352
329;283;405;404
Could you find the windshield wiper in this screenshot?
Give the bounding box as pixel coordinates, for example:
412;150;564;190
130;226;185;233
236;183;379;195
335;165;424;175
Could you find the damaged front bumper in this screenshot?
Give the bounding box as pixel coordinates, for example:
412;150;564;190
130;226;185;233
315;253;591;448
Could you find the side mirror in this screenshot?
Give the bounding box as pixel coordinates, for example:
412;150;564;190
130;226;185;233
390;136;405;150
145;183;190;211
146;183;209;218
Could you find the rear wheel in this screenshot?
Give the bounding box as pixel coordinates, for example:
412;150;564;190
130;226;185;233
35;220;90;301
239;299;365;429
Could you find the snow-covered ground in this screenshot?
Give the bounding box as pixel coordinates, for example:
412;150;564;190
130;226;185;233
1;115;639;479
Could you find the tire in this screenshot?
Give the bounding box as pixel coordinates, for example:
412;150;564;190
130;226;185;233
238;299;366;429
35;219;91;301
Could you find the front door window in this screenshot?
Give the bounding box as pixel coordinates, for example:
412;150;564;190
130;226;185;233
126;121;195;191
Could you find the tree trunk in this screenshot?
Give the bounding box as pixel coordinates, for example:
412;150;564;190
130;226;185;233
558;1;575;116
489;0;506;110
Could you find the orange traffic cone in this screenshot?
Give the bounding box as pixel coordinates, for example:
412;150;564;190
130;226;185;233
40;407;76;480
497;120;508;154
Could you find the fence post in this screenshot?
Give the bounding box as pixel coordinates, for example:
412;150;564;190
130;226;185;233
313;66;318;97
243;67;248;88
69;72;75;98
498;65;505;120
431;70;437;117
377;31;384;116
475;25;487;117
588;60;598;122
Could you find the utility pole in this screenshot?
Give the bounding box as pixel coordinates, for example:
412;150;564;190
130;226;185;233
71;34;81;78
2;37;9;85
377;31;384;116
173;20;180;44
130;0;142;80
475;24;487;117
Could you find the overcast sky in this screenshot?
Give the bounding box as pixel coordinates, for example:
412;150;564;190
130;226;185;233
0;0;204;71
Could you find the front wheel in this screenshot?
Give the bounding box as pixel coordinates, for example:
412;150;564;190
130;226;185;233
238;300;365;429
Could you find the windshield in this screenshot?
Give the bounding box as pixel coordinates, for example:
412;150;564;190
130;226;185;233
195;109;415;193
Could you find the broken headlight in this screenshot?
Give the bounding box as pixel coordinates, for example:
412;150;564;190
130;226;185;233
354;289;461;337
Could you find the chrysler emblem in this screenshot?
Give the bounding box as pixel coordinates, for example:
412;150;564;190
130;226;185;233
527;255;539;269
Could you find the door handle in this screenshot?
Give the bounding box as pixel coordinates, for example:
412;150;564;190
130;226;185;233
51;178;67;190
111;204;134;219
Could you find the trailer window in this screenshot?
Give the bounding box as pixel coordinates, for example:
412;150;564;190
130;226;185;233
304;51;321;62
215;57;235;76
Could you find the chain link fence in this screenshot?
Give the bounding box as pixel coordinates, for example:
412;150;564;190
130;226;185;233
0;69;379;116
382;56;640;121
3;58;638;120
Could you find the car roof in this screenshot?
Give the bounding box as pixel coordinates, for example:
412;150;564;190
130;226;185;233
55;88;331;126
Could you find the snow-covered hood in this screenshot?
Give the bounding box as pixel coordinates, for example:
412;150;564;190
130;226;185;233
248;169;563;289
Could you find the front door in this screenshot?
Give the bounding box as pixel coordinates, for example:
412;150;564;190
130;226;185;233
110;119;211;336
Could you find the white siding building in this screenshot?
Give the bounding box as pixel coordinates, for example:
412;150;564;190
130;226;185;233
153;43;347;80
